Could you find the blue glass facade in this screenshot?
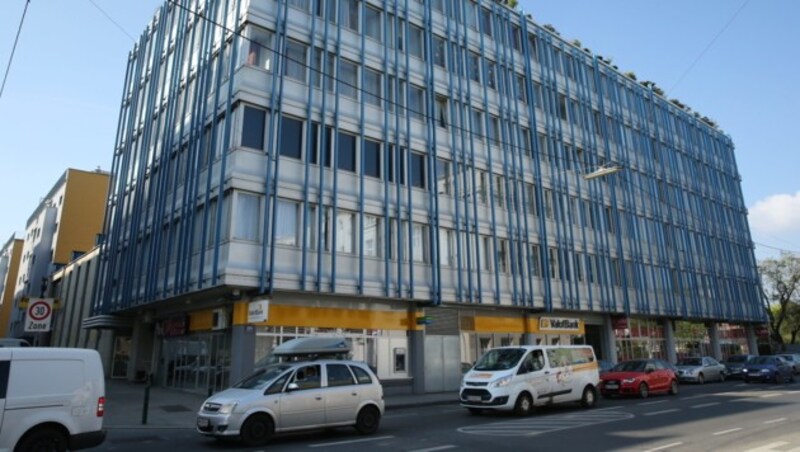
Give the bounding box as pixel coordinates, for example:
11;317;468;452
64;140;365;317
94;0;763;326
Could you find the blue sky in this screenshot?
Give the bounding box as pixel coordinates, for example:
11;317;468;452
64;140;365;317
0;0;797;261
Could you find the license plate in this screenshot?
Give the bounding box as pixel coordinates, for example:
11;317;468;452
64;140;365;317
605;383;618;389
467;396;482;402
197;418;209;428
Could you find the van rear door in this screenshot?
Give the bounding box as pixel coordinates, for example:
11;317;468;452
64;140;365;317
0;349;11;430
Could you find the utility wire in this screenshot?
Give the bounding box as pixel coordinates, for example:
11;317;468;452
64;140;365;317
0;0;31;100
166;0;777;256
666;0;751;96
87;0;137;43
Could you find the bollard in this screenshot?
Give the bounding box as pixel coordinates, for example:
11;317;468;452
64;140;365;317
141;375;151;425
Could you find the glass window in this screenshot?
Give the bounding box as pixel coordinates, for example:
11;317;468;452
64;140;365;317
516;74;527;103
365;6;381;41
436;158;450;195
439;228;454;266
292;364;321;390
350;365;373;384
363;139;380;178
280;116;303;159
314;0;336;22
326;364;355;387
530;244;541;277
275;200;298;246
336;211;355;253
338;58;358;98
363;214;381;257
364;68;381;106
488;115;500;146
312;48;335;90
487;61;497;90
469;52;481;82
340;0;359;31
409;85;425;121
480;7;492;37
284;40;307;82
435;95;448;128
337;131;356;172
498;239;508;273
433;35;446;68
408;24;424;59
478;170;488;204
288;0;310;11
246;26;273;71
234;192;261;241
412;223;427;263
471;109;483;139
241;106;265;149
494;175;504;208
411;152;426;189
480;236;491;271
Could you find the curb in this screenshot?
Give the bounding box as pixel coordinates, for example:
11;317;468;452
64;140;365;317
385;399;459;410
106;425;195;430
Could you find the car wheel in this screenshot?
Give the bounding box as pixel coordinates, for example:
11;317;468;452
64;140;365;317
513;393;533;416
581;386;597;408
14;426;68;452
669;380;679;395
697;374;704;385
789;373;796;383
467;408;483;415
240;413;274;447
639;382;649;399
355;406;381;435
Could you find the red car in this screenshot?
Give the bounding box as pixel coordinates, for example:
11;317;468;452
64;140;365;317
600;359;679;399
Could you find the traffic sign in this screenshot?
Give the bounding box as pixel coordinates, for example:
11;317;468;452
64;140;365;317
25;298;54;332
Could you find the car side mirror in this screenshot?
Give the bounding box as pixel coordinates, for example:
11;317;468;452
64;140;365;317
286;382;300;392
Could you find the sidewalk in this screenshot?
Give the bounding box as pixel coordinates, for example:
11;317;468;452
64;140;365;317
104;379;458;429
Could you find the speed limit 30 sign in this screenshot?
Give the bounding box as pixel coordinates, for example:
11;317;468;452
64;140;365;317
25;298;54;332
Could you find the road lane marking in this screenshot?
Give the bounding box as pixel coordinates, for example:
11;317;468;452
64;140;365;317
760;393;781;398
458;410;634;437
788;390;800;394
713;428;743;435
638;400;667;406
744;442;789;452
691;402;720;409
730;398;751;402
409;446;457;452
763;417;786;424
594;406;623;411
679;394;708;400
643;441;683;452
735;383;748;387
644;409;679;416
309;435;395;448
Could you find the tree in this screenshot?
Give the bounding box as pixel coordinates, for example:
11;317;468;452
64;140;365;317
760;253;800;349
782;303;800;344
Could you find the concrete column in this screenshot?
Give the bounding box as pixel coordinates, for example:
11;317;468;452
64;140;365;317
663;319;677;364
127;319;155;381
603;315;618;364
409;328;425;395
708;323;722;361
523;313;536;345
230;324;256;383
745;324;759;356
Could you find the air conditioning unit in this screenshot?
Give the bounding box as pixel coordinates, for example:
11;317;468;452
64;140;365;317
212;308;229;331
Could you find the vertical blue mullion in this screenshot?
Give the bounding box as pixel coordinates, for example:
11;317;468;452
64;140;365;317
315;3;332;293
144;6;179;302
392;4;403;299
259;0;287;293
422;0;441;305
558;45;580;311
402;0;415;299
571;48;593;312
199;0;233;290
475;0;500;305
506;10;533;308
300;6;318;290
380;0;391;298
490;5;518;306
97;42;138;313
211;0;243;286
126;13;167;306
443;6;466;304
587;60;610;313
519;20;549;311
329;2;343;293
457;3;482;304
357;2;366;295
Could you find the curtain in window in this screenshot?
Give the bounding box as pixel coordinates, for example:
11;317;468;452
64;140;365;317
275;200;298;246
234;193;260;242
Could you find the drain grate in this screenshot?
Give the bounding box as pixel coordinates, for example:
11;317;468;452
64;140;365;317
159;404;192;413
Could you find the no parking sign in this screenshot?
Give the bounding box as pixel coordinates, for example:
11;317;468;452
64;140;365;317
24;298;54;332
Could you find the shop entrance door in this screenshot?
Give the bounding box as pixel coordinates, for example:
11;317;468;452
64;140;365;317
584;325;605;360
161;333;230;394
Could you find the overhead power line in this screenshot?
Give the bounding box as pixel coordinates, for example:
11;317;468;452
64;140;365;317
87;0;137;43
1;0;31;100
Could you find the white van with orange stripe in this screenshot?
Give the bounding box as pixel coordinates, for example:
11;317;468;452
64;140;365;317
460;345;600;416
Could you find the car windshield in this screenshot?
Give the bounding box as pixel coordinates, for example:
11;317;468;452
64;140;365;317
233;364;292;390
750;356;773;365
727;355;749;363
678;358;702;366
612;360;647;372
473;348;526;371
779;355;795;362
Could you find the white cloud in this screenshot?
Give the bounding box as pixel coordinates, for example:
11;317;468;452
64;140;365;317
749;191;800;236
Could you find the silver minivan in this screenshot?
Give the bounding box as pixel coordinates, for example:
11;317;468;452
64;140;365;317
197;341;384;446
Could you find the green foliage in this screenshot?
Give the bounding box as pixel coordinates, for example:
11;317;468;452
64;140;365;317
760;253;800;347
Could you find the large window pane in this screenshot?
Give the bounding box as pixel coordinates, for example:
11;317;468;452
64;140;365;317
364;68;381;106
364;139;380;178
338;59;358;99
284;40;307;82
338;132;356;172
340;0;359;31
436;158;450;195
364;215;381;257
246;27;273;71
408;24;423;59
242;106;265;149
234;193;261;241
275;200;298;246
409;85;425;121
336;211;355;253
411;152;425;189
412;223;427;263
365;7;381;41
280;116;303;159
433;35;446;68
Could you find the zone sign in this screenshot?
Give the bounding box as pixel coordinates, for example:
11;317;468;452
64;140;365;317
25;298;54;332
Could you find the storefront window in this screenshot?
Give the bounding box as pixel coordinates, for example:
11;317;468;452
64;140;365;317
614;318;666;361
674;321;711;359
718;323;749;359
159;332;230;394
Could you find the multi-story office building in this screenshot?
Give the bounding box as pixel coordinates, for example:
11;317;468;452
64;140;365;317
93;0;764;392
8;168;110;341
0;236;24;337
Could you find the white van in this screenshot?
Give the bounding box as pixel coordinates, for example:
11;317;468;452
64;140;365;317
0;348;106;451
460;345;600;415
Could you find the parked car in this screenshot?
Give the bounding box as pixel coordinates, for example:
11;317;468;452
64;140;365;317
460;345;600;416
723;354;755;379
598;359;615;376
0;347;106;451
776;354;800;374
675;356;726;383
0;338;29;347
197;347;384;446
743;356;794;383
600;359;678;399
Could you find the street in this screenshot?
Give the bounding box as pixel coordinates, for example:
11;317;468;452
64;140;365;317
99;379;800;451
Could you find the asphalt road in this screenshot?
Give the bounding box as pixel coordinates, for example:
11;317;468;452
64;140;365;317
98;379;800;452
